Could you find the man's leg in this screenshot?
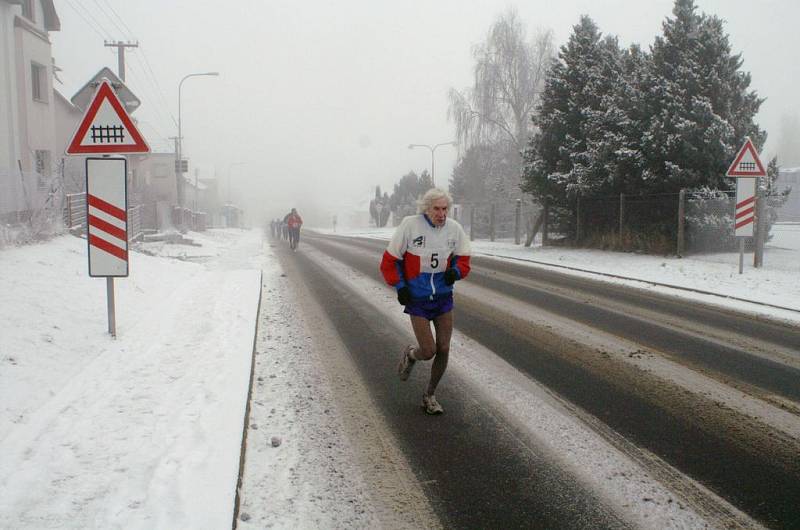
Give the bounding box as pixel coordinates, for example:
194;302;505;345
427;311;453;396
409;315;436;360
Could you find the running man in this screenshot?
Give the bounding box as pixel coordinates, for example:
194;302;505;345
286;208;303;250
379;188;471;414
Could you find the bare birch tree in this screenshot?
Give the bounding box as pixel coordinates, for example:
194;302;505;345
448;8;554;201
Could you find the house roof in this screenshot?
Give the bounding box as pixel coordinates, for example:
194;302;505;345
53;88;81;114
42;0;60;31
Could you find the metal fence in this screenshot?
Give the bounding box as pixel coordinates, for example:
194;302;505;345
464;189;799;273
460;200;543;244
62;191;147;242
63;192;86;230
579;193;680;254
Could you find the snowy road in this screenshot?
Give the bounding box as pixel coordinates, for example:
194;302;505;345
252;230;800;528
4;229;797;528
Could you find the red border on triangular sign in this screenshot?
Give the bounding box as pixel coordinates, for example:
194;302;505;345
726;137;766;177
66;80;150;155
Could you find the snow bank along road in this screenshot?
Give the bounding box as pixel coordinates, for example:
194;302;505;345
274;231;800;529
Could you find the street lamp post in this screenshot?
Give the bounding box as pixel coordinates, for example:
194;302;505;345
408;141;458;187
176;71;219;208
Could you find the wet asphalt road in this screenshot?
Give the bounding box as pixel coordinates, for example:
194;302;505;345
290;232;800;528
285;240;627;529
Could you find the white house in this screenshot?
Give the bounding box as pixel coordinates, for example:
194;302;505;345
0;0;59;222
53;88;82;193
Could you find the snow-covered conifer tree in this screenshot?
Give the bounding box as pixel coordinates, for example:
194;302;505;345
641;0;764;192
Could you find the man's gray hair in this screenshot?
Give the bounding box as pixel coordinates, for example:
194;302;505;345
416;187;453;214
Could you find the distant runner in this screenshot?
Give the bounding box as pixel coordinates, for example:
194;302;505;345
285;208;303;250
379;188;471;414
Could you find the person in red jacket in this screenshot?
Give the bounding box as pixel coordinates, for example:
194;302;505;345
285;208;303;250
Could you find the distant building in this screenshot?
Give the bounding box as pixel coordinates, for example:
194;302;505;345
775;168;800;222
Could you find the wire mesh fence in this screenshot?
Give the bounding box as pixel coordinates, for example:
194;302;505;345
460;189;799;273
460;200;542;244
578;193;679;254
685;190;736;253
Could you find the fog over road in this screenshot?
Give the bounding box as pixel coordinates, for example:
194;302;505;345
262;231;800;529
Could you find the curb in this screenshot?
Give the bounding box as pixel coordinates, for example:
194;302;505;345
232;269;263;529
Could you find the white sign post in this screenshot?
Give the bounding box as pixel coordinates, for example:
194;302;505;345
87;158;128;336
65;78;149;337
726;137;766;274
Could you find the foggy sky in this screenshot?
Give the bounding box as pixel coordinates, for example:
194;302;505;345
51;0;800;225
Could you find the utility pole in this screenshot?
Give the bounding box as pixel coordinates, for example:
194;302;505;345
104;40;138;81
169;136;183;208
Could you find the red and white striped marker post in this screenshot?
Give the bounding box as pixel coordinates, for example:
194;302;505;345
86;158;128;336
65;78;149;337
726;137;766;274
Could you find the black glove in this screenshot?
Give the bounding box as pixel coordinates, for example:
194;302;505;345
444;268;459;286
397;286;411;305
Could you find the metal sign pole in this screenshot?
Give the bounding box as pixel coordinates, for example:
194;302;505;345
107;277;116;337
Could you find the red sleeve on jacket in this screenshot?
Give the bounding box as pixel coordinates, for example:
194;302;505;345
380;250;403;286
454;255;471;279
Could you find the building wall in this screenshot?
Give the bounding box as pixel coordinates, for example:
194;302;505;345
135;153;178;204
0;1;58;219
53;89;84;192
0;3;20;173
15;14;56;174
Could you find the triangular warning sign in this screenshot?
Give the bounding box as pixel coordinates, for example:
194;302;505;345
726;137;766;177
66;79;150;155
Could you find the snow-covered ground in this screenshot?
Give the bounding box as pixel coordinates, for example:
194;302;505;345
0;229;262;529
0;224;798;529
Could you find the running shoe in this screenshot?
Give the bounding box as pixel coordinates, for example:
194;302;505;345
397;345;416;381
421;394;444;415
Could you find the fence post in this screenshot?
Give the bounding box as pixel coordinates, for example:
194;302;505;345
754;191;765;268
65;194;72;228
469;206;474;241
542;198;549;247
514;199;521;244
677;189;685;257
575;195;582;244
619;193;626;249
490;203;496;242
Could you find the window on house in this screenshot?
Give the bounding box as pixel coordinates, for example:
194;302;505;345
21;0;34;21
31;62;46;102
35;150;51;190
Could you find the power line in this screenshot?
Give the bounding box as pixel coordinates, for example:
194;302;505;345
135;44;178;127
65;0;114;40
62;0;179;148
61;0;107;40
90;0;129;40
100;0;136;40
125;59;175;133
83;1;177;128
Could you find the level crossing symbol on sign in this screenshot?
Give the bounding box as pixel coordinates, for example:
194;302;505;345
86;158;129;277
66;79;149;155
726;137;765;238
726;137;766;178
